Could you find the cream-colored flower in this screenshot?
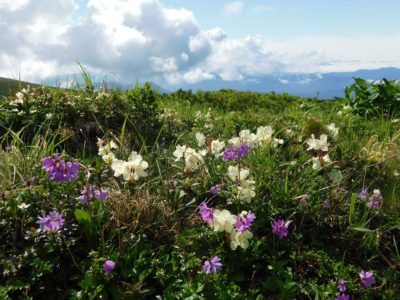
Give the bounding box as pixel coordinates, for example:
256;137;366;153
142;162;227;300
237;185;256;203
326;123;339;137
230;230;253;250
173;145;187;161
212;209;236;233
227;165;250;182
310;154;332;170
256;126;274;144
210;139;226;156
195;132;206;146
306;134;329;152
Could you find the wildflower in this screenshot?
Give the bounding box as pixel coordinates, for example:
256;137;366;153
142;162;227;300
212;209;236;233
42;155;79;183
227;165;250;182
237;185;256;203
223;144;251;161
338;279;347;292
272;219;288;239
306;134;329;152
94;188;109;201
111;152;148;182
203;257;222;274
326;123;339;137
210;185;221;194
359;270;375;287
255;126;274;144
79;186;109;204
37;212;64;232
235;211;256;232
230;230;253;250
104;260;116;275
173;145;204;172
210;139;226;156
323;199;330;208
335;294;350;300
367;189;383;209
300;193;310;205
195;132;206;146
199;202;214;223
358;187;368;201
310;154;331;170
18;203;31;210
97;138;118;156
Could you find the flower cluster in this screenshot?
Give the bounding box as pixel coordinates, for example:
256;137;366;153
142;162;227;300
227;165;256;203
203;257;222;274
358;188;383;209
173;145;206;173
199;203;256;250
223;143;252;161
360;270;375;287
306;134;332;170
79;186;109;204
229;127;283;148
335;279;349;300
42;154;80;183
272;219;289;239
111;151;149;183
97;138;118;164
37;212;65;232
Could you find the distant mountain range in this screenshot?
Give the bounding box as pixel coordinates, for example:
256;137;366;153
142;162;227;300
171;67;400;99
2;68;399;99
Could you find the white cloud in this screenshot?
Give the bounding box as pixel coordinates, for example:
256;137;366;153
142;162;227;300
0;0;400;87
223;1;244;16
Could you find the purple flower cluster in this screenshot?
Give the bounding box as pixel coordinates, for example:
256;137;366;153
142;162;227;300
272;219;288;239
42;154;79;183
199;202;214;223
360;270;375;287
203;257;222;274
223;143;251;161
358;188;383;209
79;186;109;204
104;260;116;275
37;212;65;232
235;211;256;232
335;279;349;300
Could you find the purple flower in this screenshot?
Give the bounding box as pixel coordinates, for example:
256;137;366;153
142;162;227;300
335;294;350;300
104;260;116;275
79;186;109;203
235;211;256;232
300;193;310;205
203;257;222;274
210;185;221;194
358;187;368;201
223;146;239;161
223;144;251;161
323;199;330;208
42;154;79;183
360;270;375;287
272;219;288;239
37;211;64;232
237;143;251;156
94;188;109;201
367;190;383;209
338;279;347;292
199;202;214;223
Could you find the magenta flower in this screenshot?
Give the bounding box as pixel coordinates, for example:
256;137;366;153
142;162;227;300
338;279;346;292
335;294;350;300
94;188;109;201
203;257;222;274
272;219;288;239
237;143;251;156
235;211;256;232
42;154;79;183
199;202;214;223
37;211;64;232
367;190;383;209
360;270;375;287
104;260;116;275
210;185;221;194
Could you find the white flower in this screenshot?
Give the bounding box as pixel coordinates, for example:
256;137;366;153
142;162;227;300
212;209;236;233
102;152;115;164
173;145;187;161
306;134;329;152
228;136;241;146
9;92;24;105
256;126;274;144
210;139;225;156
45;113;53;119
184;148;204;171
111;154;149;182
326;123;339;137
18;203;31;210
227;165;250;182
239;129;257;145
97;138;118;156
310;154;332;170
195;132;206;146
237;185;256;203
230;230;253;250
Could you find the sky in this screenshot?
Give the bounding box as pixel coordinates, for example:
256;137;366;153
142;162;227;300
1;0;400;87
